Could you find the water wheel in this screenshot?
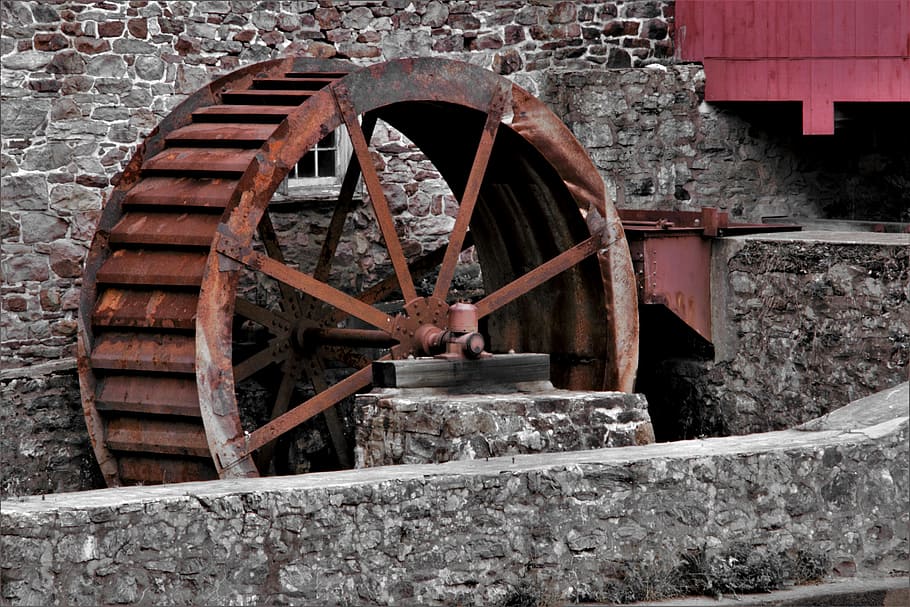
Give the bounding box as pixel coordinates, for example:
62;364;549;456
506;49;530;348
77;57;638;485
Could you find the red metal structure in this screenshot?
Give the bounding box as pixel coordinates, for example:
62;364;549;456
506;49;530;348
676;0;910;134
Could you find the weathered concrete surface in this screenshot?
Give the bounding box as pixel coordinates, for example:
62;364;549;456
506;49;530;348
2;384;906;606
643;232;909;440
355;387;654;467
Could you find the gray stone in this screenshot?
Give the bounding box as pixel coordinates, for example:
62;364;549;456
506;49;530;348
19;214;67;244
381;29;432;60
1;51;53;71
250;11;278;30
45;50;86;74
48;240;86;278
356;388;654;467
21;142;73;172
0;174;48;210
111;39;157;54
133;55;165;80
85;55;127;78
0;97;49;138
342;6;373;29
422;1;449;27
1;253;50;283
48;184;100;212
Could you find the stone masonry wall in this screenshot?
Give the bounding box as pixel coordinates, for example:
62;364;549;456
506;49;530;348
355;388;654;467
547;67;910;222
0;366;102;497
641;233;910;441
2;384;907;606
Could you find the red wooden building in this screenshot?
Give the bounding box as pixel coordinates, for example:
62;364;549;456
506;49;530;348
676;0;910;134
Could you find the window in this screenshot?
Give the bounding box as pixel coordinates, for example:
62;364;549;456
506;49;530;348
276;126;353;199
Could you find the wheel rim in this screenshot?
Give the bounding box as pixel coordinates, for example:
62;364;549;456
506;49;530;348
78;57;638;484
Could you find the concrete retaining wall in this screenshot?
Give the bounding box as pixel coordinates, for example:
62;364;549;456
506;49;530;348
3;384;906;606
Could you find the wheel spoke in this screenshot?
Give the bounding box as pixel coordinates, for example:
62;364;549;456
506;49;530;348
433;85;507;301
218;237;395;332
238;362;379;456
233;338;290;383
257;211;303;318
474;236;599;319
334;84;418;303
254;354;305;473
313;112;378;283
325;232;475;326
234;297;293;335
299;355;351;468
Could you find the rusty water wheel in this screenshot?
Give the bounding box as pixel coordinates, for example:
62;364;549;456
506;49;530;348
78;58;639;485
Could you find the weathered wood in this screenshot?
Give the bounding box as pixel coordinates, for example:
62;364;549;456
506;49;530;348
372;353;550;389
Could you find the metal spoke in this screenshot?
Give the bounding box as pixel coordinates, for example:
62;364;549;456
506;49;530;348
218;238;395;332
433;85;507;300
474;236;599;319
237;362;379;456
233;338;290;383
257;211;302;318
254;354;305;473
234;297;293;335
334;84;418;303
313;112;378;283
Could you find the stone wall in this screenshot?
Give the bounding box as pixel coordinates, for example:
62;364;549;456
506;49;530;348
355;387;654;467
547;67;910;222
0;364;101;497
2;384;907;606
641;232;910;441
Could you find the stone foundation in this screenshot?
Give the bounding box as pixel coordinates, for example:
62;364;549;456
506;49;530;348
0;363;101;497
640;232;910;441
355;387;654;467
2;384;906;606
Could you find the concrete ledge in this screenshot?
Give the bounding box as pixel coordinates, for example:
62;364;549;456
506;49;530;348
2;384;907;606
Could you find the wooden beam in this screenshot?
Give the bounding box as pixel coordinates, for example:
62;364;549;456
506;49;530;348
372;354;550;389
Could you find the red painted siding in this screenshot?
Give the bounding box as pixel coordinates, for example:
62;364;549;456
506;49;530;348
677;0;910;134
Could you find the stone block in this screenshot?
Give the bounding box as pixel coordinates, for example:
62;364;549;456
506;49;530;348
355;388;654;467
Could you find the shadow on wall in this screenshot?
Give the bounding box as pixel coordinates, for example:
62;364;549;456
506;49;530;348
709;101;910;224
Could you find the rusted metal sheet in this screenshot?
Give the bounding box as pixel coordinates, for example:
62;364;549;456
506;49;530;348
191;105;294;122
142;147;258;174
123;177;238;208
97;375;200;417
106;416;209;457
621;208;800;342
90;332;196;373
109;213;221;247
221;89;314;105
93;288;198;329
96;250;207;287
165;123;278;145
117;456;217;485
